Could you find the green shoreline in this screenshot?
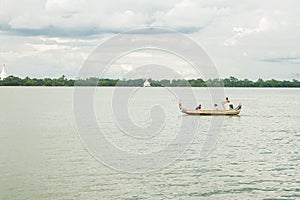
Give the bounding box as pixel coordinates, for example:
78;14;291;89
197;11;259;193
0;76;299;87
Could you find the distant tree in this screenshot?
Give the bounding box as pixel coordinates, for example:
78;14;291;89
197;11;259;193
2;76;23;86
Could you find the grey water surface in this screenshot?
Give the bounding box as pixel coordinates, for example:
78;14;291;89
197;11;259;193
0;87;299;199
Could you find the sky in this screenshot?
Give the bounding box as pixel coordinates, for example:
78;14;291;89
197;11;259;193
0;0;300;80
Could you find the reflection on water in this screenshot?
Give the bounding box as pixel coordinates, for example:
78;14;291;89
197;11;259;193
0;87;299;199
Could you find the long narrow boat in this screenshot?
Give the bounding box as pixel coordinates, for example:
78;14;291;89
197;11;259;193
179;102;242;115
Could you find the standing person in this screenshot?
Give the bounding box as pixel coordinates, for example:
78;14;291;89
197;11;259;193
195;104;202;110
222;97;234;110
223;97;230;104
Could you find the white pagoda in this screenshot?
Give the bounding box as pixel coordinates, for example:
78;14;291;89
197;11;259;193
0;64;8;80
143;79;151;87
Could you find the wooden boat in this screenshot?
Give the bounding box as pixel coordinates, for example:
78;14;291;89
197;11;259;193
179;102;242;115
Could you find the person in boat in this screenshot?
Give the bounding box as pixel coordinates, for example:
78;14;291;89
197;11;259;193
214;103;218;110
222;97;234;110
223;97;230;104
195;104;202;110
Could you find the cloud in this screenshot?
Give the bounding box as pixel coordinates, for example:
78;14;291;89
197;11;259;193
120;64;134;72
0;0;233;37
261;56;300;64
45;0;86;13
151;0;230;32
224;17;268;46
0;0;300;80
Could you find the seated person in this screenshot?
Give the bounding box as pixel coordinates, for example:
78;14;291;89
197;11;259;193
214;103;218;110
195;104;202;110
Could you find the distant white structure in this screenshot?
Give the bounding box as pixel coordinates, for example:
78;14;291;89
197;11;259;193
143;79;151;87
0;64;8;80
170;76;176;84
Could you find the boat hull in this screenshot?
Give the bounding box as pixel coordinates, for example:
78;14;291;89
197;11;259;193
179;103;242;116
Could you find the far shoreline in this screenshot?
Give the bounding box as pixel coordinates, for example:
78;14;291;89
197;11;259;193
0;75;299;88
1;86;300;89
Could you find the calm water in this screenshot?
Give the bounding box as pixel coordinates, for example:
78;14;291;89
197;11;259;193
0;87;299;199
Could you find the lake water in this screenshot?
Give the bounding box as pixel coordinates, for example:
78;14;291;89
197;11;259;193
0;87;299;199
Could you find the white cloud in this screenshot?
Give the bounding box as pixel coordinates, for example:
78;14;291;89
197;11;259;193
224;17;268;46
45;0;86;13
120;64;133;72
0;0;300;80
2;0;232;34
152;0;230;30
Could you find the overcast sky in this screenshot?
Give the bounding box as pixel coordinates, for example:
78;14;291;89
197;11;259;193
0;0;300;80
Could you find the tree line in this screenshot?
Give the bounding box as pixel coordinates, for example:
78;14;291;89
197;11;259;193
0;75;299;87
